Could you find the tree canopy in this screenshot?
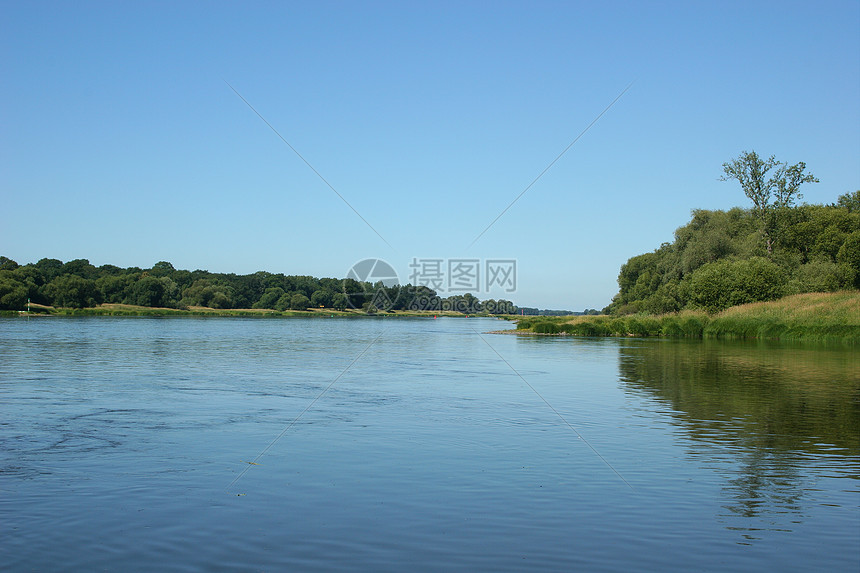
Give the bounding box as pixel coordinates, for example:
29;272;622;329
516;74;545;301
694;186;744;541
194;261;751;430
720;151;820;255
0;257;518;315
721;151;818;213
606;190;859;314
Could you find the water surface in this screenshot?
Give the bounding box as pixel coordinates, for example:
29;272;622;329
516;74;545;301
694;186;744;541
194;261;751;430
1;317;857;571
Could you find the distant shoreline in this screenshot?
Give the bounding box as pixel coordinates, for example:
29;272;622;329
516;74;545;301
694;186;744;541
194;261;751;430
5;303;511;319
8;293;859;344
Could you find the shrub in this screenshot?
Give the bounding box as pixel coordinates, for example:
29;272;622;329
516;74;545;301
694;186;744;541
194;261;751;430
836;230;860;288
562;320;610;336
533;321;560;334
786;260;850;294
660;317;683;337
678;314;707;337
516;319;535;330
686;257;786;312
607;318;629;335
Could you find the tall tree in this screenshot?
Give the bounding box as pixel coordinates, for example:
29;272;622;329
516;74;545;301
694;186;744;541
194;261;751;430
721;151;818;254
45;275;102;308
720;151;781;215
289;293;311;310
773;161;818;208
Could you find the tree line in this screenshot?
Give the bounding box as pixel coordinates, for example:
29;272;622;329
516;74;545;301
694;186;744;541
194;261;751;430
606;152;859;314
0;257;517;314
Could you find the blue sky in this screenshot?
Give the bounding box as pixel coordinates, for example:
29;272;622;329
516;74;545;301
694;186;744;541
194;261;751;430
2;1;858;309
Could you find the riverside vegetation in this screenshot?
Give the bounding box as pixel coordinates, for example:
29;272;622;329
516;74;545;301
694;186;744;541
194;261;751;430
605;155;858;316
515;292;860;343
517;153;859;340
0;259;515;316
2;152;857;338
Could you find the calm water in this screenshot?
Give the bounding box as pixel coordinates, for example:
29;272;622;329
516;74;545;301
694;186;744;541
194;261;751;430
1;317;857;571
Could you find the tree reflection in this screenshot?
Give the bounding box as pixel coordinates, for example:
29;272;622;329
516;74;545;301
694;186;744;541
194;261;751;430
617;339;859;536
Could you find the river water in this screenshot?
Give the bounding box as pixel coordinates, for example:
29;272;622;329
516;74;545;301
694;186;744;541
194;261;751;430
1;317;857;571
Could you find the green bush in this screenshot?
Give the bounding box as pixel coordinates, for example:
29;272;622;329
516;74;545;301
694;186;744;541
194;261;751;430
561;320;611;336
678;314;707;337
624;316;661;336
516;319;535;330
607;318;629;335
533;321;560;334
786;260;851;294
660;317;683;337
836;230;860;288
686;257;786;312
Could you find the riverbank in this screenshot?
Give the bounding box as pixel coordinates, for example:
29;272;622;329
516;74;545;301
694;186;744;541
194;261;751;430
5;303;486;319
508;291;860;343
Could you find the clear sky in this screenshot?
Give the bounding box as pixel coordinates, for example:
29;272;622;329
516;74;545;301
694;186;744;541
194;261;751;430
2;1;858;310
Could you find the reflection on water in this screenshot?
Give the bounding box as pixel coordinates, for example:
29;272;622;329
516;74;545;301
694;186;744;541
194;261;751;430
1;318;858;571
617;339;860;539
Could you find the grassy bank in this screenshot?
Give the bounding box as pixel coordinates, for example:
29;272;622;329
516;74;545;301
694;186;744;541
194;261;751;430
513;291;860;343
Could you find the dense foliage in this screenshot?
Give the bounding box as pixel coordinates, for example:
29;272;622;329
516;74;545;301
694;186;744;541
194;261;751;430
0;257;516;314
517;307;598;316
605;190;860;314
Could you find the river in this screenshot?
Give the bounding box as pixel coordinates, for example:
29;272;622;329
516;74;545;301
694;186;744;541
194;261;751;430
1;317;857;571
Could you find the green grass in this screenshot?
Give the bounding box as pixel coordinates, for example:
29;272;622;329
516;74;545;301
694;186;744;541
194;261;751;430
704;291;860;342
514;291;860;343
514;311;711;338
